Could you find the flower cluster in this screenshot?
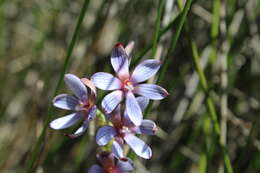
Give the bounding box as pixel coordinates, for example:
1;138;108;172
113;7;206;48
50;42;168;172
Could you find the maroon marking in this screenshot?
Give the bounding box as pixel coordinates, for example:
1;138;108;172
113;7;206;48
115;43;124;48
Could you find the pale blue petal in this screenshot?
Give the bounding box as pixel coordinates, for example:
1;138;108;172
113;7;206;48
136;96;149;111
64;74;88;101
123;109;132;127
124;134;152;159
134;84;168;100
67;120;89;138
111;44;130;79
116;159;134;172
53;94;79;110
50;113;81;130
96;126;117;146
91;72;122;90
102;90;123;114
131;59;161;83
88;165;104;173
112;141;124;159
134;119;157;135
126;92;142;126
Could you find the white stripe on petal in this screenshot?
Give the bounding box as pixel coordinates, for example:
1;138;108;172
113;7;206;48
96;126;117;146
134;84;168;100
50;113;81;130
131;59;161;83
64;74;88;101
53;94;79;110
102;90;123;114
111;44;130;79
126;92;142;126
91;72;122;90
124;134;152;159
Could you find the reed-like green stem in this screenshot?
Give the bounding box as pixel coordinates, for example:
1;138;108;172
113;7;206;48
151;0;165;57
24;0;90;172
199;152;207;173
132;13;182;66
190;40;220;134
157;0;193;84
191;40;234;173
144;0;193;118
211;0;221;39
130;0;193;160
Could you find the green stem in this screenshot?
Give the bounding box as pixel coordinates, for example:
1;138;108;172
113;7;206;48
157;0;193;84
151;0;165;57
144;0;193;118
23;0;90;172
132;12;182;66
191;41;234;173
211;0;221;39
191;40;220;134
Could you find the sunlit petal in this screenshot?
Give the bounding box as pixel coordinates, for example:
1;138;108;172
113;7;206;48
91;72;122;90
131;59;161;83
134;84;168;100
126;92;142;126
102;90;123;114
53;94;79;110
111;44;130;79
64;74;88;101
50;113;81;130
124;134;152;159
96;126;117;146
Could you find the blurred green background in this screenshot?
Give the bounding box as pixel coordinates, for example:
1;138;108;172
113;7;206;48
0;0;260;172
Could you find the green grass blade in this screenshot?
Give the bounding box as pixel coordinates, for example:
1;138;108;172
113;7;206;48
190;40;234;173
144;0;193;118
199;152;207;173
151;0;165;57
157;0;193;84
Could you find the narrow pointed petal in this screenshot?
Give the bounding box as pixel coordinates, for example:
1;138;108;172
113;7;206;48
67;120;89;138
123;96;149;126
102;90;123;114
136;96;149;111
88;165;104;173
112;141;125;159
64;74;88;100
81;78;97;96
131;59;161;83
91;72;122;90
50;113;81;130
116;159;134;172
126;92;142;126
124;134;152;159
53;94;79;110
134;84;169;100
125;41;135;56
111;44;130;79
96;126;117;146
134;120;157;135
